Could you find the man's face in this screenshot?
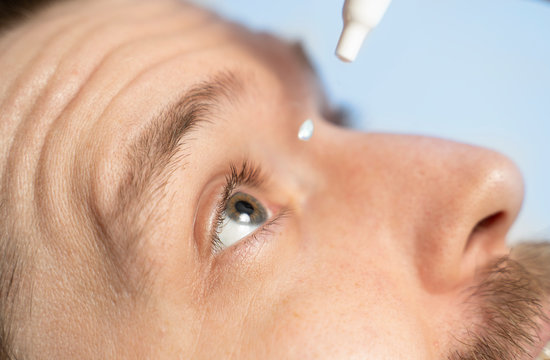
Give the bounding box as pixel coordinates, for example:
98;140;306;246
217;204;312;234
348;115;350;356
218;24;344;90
1;0;549;358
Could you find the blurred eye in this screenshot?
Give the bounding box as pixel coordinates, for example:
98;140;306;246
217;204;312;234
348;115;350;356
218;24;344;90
215;192;269;249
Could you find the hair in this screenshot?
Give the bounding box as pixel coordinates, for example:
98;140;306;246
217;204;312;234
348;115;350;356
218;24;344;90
448;242;550;360
0;0;64;33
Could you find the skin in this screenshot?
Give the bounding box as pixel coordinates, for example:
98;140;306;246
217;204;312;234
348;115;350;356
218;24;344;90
0;0;540;358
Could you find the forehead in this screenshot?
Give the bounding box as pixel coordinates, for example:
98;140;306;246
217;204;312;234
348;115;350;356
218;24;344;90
0;0;313;94
0;0;314;108
0;0;318;174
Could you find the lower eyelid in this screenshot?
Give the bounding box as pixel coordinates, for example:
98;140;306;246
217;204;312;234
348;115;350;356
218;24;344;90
212;212;287;263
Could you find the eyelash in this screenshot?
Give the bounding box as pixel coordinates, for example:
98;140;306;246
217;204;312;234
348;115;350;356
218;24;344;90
210;161;281;254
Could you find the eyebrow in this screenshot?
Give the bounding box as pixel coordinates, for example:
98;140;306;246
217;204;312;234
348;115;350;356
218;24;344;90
125;70;244;205
94;71;245;297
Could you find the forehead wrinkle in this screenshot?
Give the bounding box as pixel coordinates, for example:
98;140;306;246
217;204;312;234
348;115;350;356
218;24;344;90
0;0;115;101
22;0;204;115
0;0;216;137
1;15;143;235
0;18;91;181
1;3;158;187
50;13;228;132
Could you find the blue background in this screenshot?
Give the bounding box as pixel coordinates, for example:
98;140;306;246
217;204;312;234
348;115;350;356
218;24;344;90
197;0;549;244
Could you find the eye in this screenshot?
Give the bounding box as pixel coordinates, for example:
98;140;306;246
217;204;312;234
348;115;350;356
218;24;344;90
215;192;269;249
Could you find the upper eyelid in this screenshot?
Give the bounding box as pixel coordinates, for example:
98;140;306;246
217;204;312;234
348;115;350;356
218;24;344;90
221;161;268;200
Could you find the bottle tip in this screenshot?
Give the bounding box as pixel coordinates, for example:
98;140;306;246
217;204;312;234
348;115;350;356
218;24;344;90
336;21;370;62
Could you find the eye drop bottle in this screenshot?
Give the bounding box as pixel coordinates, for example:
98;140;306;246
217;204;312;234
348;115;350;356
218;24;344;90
336;0;392;62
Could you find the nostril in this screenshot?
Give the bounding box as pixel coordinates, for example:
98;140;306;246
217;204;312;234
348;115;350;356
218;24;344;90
465;211;506;252
473;212;505;233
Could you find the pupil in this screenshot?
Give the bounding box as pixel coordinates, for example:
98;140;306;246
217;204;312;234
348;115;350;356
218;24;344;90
235;200;254;215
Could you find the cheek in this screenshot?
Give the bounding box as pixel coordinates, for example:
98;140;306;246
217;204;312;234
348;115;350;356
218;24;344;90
225;249;431;359
254;284;432;359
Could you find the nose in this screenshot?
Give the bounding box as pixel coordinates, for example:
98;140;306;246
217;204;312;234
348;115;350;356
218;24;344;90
314;129;524;291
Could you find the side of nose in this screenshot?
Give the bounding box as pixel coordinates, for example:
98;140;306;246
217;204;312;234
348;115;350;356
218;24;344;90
314;129;524;292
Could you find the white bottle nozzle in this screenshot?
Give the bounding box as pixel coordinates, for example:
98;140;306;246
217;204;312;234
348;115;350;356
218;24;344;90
336;21;371;62
336;0;392;62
